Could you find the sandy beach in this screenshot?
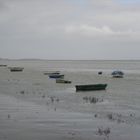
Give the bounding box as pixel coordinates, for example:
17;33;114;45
0;60;140;140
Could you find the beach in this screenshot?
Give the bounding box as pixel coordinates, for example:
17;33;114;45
0;60;140;140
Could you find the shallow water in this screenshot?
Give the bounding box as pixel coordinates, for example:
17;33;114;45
0;60;140;140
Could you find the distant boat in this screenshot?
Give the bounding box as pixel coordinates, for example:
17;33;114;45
75;84;107;91
0;65;7;67
98;71;103;75
44;71;60;75
111;70;124;78
49;74;64;79
9;67;24;72
56;79;71;84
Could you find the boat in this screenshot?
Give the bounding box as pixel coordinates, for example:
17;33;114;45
0;65;7;67
98;71;103;75
111;70;124;78
44;71;60;75
56;79;71;84
49;74;64;79
75;84;107;91
9;67;24;72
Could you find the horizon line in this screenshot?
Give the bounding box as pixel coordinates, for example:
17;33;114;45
1;58;140;61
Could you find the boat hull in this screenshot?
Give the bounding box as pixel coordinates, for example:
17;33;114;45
49;74;64;79
75;84;107;91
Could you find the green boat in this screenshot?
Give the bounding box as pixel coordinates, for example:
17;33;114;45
75;84;107;91
56;79;71;84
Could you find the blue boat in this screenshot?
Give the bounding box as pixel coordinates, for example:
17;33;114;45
49;74;64;79
111;70;124;78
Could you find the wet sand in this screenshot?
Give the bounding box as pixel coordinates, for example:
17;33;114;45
0;60;140;140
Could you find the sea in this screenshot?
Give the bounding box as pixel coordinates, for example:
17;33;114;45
0;59;140;140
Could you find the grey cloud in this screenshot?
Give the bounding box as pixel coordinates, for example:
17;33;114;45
0;0;140;59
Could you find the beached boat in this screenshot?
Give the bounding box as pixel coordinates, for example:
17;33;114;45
111;70;124;78
56;79;71;84
9;67;24;72
49;74;64;79
75;84;107;91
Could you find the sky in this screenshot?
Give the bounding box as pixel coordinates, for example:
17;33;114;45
0;0;140;60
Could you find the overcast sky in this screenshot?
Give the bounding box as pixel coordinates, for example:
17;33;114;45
0;0;140;60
